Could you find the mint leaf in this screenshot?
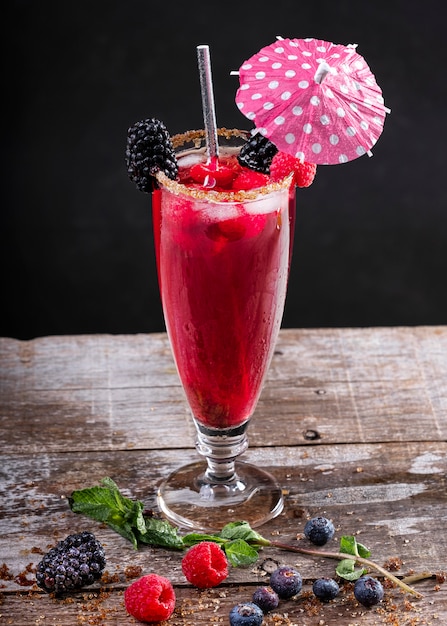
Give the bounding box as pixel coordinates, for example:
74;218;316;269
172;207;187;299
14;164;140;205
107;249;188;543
339;535;371;558
219;521;269;546
336;535;371;581
138;517;184;550
69;478;184;551
356;541;371;558
339;535;358;556
182;533;225;547
336;558;367;581
69;477;145;549
224;539;259;567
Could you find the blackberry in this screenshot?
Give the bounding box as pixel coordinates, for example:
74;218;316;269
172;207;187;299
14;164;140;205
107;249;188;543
269;565;302;599
229;602;264;626
252;585;279;612
36;531;106;594
304;516;335;546
126;118;178;193
354;575;384;608
237;133;278;174
312;577;340;602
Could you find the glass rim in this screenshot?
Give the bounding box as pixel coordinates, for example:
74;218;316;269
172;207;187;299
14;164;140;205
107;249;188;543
155;128;294;203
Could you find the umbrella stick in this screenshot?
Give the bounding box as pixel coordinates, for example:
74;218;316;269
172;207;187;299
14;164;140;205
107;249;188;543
197;44;219;164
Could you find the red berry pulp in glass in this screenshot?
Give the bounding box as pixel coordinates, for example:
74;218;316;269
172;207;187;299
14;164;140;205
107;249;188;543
152;150;295;429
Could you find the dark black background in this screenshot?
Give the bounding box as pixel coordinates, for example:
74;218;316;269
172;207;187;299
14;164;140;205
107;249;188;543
3;0;446;339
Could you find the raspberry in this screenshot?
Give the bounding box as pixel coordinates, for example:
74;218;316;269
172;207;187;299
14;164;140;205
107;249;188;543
190;162;236;188
124;574;176;623
237;133;278;174
294;160;317;187
312;577;340;602
354;575;384;608
269;566;302;599
181;541;229;589
35;531;106;594
126;117;178;193
270;152;317;187
252;585;279;612
232;169;269;190
304;516;335;546
229;602;264;626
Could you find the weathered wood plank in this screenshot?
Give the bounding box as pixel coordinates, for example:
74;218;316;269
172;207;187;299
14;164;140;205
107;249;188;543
1;442;445;591
1;328;446;454
2;580;445;626
1;328;446;624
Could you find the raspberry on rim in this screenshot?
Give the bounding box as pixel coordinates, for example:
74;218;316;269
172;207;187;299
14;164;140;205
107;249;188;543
270;152;317;188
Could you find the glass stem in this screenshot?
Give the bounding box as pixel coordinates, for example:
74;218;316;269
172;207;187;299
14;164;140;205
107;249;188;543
194;420;250;483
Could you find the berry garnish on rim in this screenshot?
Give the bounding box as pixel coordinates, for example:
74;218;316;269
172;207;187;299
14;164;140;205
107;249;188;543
237;133;278;174
236;132;317;187
126;117;178;193
270;151;317;188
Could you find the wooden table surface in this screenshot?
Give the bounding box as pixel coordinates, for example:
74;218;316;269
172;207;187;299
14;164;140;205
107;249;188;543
1;326;446;625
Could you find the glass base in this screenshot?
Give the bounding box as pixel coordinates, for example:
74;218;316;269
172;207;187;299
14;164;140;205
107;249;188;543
157;460;284;532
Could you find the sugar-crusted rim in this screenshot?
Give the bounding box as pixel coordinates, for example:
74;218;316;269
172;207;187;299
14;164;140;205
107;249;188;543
155;128;293;203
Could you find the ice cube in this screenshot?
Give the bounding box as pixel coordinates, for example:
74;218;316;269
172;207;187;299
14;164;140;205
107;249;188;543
244;190;284;215
177;152;206;168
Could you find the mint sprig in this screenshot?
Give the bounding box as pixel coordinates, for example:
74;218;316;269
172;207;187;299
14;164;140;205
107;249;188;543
268;536;422;597
68;477;423;597
69;477;183;550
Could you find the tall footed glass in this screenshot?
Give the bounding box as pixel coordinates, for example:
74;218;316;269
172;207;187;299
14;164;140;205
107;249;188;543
153;129;296;531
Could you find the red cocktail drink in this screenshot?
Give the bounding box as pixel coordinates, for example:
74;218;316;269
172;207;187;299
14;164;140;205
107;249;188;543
152;130;295;432
125;34;384;532
148;129;300;531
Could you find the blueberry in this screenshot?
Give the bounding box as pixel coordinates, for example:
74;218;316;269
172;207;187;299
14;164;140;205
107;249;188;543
252;586;279;612
304;516;335;546
229;602;264;626
269;566;302;599
354;575;384;607
312;577;340;602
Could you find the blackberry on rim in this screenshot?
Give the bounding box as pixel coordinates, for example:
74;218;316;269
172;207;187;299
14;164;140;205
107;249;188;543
126;117;178;193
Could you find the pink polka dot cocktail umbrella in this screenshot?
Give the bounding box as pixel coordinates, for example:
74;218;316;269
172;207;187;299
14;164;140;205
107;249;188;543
235;37;390;165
